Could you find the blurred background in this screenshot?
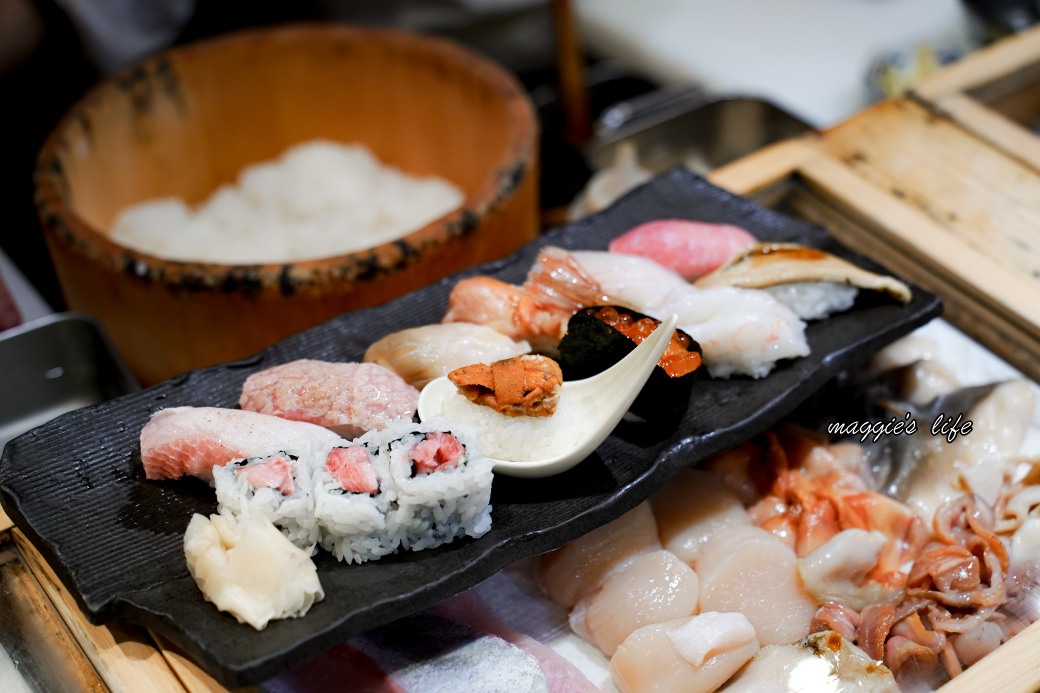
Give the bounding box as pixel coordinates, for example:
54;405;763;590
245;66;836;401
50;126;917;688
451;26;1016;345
0;0;1025;324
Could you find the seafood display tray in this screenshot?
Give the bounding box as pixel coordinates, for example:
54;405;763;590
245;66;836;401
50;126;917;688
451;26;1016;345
0;169;941;687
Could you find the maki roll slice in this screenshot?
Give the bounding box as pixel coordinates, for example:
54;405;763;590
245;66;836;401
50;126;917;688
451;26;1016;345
313;436;398;564
373;419;493;552
558;306;704;421
213;451;321;550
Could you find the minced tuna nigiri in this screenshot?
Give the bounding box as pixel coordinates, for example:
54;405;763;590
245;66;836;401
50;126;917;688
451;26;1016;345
140;406;343;481
608;219;758;280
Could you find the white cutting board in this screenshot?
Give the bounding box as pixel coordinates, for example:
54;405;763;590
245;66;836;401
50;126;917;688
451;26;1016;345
574;0;978;127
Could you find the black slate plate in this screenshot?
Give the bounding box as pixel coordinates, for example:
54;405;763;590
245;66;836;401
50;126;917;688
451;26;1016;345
0;169;941;687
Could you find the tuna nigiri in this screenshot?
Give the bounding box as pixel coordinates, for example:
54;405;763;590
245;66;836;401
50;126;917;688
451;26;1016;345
608;219;758;280
239;360;419;439
140;406;343;481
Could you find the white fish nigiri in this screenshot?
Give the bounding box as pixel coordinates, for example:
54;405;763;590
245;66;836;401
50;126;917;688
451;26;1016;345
650;468;751;565
570;250;690;312
695;525;817;646
184;511;324;630
654;285;809;379
610;612;759;693
538;502;660;609
569;250;809;378
140;406;343;481
570;549;700;656
364;322;531;389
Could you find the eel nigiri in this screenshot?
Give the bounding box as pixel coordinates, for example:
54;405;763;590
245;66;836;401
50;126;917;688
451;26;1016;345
695;242;913;321
140;406;342;481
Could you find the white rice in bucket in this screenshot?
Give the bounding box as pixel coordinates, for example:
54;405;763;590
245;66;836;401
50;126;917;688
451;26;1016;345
109;140;464;263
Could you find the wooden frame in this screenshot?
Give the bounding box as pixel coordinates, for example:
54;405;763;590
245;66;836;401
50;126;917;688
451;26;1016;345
711;115;1040;382
913;23;1040;174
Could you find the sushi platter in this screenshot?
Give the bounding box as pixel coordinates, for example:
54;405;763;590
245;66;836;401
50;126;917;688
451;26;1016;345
0;170;941;686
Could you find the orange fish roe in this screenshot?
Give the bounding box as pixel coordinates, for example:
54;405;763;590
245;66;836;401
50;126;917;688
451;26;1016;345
588;307;702;378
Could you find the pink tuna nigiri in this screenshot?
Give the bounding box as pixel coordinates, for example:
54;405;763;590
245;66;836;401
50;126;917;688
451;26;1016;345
608;219;758;280
140;406;342;481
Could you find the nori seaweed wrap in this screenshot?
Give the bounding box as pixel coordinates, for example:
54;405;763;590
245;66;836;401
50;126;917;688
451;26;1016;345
558;306;704;421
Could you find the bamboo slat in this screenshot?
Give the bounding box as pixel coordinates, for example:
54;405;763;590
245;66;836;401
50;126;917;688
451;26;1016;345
148;632;249;693
914;23;1040;100
922;91;1040;173
13;529;188;693
0;507;11;534
707;136;820;196
912;24;1040;183
816;99;1040;378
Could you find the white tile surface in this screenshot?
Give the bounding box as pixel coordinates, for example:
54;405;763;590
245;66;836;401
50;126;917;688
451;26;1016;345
576;0;978;127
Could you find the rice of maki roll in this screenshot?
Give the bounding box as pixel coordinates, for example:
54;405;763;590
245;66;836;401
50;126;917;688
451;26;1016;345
213;451;321;550
313;436;398;564
370;418;493;552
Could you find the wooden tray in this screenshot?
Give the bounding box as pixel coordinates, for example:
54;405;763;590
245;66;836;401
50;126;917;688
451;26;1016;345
913;23;1040;175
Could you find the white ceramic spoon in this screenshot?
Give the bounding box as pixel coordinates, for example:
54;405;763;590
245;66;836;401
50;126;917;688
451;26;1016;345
417;314;680;478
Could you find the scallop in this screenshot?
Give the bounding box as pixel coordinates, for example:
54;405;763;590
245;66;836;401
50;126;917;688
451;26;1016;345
723;630;899;692
650;468;751;565
695;525;817;646
538;502;661;609
570;549;700;656
610;612;759;693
